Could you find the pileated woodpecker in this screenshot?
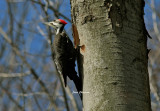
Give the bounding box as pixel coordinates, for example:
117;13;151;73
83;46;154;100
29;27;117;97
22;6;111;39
44;19;82;97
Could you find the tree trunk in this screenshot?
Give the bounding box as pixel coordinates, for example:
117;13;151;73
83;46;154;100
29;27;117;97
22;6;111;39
70;0;151;111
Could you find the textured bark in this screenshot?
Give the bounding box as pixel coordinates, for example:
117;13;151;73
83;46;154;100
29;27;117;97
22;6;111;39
70;0;151;111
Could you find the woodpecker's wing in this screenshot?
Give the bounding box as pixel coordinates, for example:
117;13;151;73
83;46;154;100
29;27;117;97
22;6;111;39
52;32;76;86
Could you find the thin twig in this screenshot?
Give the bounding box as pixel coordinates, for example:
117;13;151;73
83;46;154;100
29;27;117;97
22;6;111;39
0;71;30;78
151;0;160;41
0;83;23;110
31;0;71;23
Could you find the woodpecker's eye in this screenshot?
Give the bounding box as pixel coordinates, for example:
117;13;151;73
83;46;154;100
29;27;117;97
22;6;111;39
50;23;54;25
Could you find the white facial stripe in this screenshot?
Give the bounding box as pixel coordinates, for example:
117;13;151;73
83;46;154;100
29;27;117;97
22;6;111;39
50;22;62;28
50;22;59;26
49;21;63;35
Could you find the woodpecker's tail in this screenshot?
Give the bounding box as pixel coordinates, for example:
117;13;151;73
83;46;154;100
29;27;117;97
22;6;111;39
72;75;82;99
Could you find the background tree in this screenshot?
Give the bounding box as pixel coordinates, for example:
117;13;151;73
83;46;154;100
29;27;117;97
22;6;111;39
0;0;160;111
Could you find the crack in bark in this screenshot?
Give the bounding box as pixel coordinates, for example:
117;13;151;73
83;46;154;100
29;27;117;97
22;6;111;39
81;15;95;25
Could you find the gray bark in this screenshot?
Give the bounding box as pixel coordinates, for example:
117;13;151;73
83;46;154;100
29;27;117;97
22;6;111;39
70;0;151;111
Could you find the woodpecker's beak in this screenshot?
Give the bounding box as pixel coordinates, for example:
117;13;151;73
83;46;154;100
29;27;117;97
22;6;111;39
43;22;56;29
43;22;50;26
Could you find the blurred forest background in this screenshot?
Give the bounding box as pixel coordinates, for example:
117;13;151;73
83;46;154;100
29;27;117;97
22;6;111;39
0;0;159;111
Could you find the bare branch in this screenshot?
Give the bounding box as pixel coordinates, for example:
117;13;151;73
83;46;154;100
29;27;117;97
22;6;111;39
151;0;160;41
0;71;30;78
12;92;47;97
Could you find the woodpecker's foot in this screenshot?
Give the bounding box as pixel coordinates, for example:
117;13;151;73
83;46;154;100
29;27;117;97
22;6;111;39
77;45;85;53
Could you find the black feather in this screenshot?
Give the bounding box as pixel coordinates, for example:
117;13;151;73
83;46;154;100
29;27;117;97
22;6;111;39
53;32;77;86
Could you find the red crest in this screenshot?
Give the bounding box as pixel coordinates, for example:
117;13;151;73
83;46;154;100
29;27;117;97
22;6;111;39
58;19;67;25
